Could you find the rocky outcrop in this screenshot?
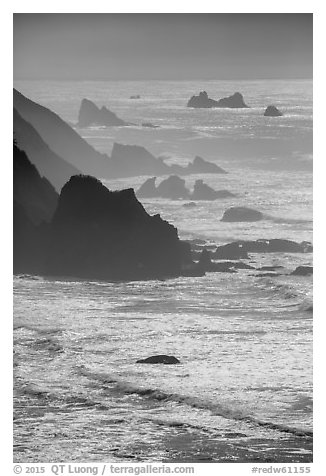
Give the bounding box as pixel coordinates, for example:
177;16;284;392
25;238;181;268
187;91;249;108
214;239;312;260
221;207;264;222
192;180;235;200
264;105;283;117
136;176;234;201
13;89;110;177
45;175;193;280
186;156;226;174
111;143;225;178
156;176;190;199
77;98;130;127
291;266;313;276
14;142;58;274
136;355;180;364
137;177;158;198
14;108;80;191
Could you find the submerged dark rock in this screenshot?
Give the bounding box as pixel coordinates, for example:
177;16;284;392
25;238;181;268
136;355;180;364
187;91;249;108
291;266;313;276
264;105;283;117
45;175;192;280
221;207;264;222
214;239;312;260
77;98;129;127
183;202;197;208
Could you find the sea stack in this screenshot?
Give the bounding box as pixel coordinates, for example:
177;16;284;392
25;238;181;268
77;98;129;127
264;105;283;117
187;91;249;108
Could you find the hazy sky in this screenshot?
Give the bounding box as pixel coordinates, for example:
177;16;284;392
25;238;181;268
13;13;312;80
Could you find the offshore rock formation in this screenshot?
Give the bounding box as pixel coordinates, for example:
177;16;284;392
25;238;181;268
187;91;249;108
45;175;193;280
13;88;110;177
14;108;80;191
137;176;234;201
136;355;180;364
14;143;59;274
291;266;313;276
77;98;130;127
192;180;235;200
264;105;283;117
187;156;226;174
156;176;190;199
111;143;226;178
142;122;159;128
221;207;264;222
214;239;312;260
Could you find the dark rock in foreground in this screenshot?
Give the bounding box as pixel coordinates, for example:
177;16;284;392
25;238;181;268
187;91;249;108
136;355;180;364
221;207;264;222
264;105;283;117
214;239;312;260
45;175;192;280
77;98;129;127
291;266;313;276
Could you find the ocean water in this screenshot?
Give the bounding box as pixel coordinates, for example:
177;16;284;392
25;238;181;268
13;80;313;462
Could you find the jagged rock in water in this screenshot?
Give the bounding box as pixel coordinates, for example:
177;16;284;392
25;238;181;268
111;143;168;177
187;91;249;108
192;180;235;200
264;105;283;117
186;156;227;174
77;98;129;127
221;207;264;222
156;176;190;199
14;108;80;191
45;175;192;280
136;355;180;364
137;177;158;198
291;266;313;276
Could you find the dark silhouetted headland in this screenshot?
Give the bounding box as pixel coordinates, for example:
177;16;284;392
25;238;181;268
45;175;193;280
14;108;80;191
